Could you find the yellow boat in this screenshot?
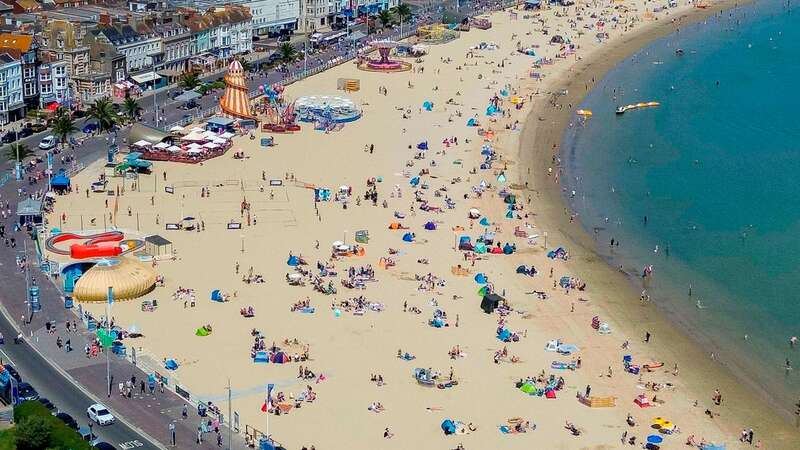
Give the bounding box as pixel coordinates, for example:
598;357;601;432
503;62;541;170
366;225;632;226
616;101;660;115
576;109;593;117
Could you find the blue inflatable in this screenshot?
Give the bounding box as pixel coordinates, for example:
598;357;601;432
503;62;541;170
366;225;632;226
402;233;414;242
210;290;223;302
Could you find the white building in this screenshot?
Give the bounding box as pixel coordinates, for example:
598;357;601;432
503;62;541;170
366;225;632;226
91;24;162;74
246;0;299;37
0;52;24;124
38;56;70;109
300;0;395;32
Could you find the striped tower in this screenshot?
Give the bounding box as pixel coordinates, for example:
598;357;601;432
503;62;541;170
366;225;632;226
220;60;256;120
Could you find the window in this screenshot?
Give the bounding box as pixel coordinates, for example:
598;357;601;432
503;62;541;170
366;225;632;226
24;67;34;79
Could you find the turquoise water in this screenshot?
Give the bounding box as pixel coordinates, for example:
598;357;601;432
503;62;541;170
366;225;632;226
562;0;800;412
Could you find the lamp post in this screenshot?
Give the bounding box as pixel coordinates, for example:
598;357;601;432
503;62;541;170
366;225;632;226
106;286;113;398
150;86;158;128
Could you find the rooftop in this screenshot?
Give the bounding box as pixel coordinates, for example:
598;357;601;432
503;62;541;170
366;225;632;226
0;33;33;52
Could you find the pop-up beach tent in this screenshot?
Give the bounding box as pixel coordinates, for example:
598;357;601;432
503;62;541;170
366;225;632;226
481;293;504;314
210;290;223;302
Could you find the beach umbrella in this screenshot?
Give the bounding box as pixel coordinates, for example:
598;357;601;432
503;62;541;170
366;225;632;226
647;435;663;444
505;210;514;219
479;217;490;227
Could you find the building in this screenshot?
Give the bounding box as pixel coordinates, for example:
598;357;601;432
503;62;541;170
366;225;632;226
0;33;37;110
299;0;337;32
152;20;190;83
12;0;40;14
0;51;24;124
37;51;70;109
39;18;92;104
89;23;162;74
183;5;252;69
300;0;395;32
127;0;167;12
72;42;127;106
246;0;299;37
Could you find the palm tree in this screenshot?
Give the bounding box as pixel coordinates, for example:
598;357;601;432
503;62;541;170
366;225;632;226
5;142;34;162
278;42;298;65
87;97;117;134
179;72;201;90
377;10;393;28
122;96;142;123
51;113;77;146
394;3;412;22
239;59;252;72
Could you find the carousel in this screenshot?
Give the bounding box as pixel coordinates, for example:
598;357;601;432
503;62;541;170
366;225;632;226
357;40;412;72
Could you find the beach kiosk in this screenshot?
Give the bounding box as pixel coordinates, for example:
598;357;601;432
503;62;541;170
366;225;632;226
16;198;42;225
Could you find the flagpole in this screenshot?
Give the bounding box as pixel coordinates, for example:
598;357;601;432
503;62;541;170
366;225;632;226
106;286;113;397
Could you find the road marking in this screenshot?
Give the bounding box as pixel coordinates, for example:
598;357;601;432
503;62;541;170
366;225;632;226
0;348;15;366
119;440;144;449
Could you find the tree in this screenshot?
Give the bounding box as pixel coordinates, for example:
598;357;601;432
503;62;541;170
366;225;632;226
86;97;117;134
394;3;412;23
51;113;77;146
5;142;34;162
15;415;51;450
278;42;298;65
377;10;393;27
122;96;142;123
179;72;200;90
239;58;252;72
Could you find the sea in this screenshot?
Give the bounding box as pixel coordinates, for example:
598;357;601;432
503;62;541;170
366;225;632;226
561;0;800;413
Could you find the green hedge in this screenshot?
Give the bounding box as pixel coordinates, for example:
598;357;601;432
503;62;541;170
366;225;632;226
13;401;93;450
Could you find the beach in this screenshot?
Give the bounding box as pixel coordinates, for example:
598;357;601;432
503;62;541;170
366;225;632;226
45;1;799;449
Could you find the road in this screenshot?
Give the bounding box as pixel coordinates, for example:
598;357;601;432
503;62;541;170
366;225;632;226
0;316;154;449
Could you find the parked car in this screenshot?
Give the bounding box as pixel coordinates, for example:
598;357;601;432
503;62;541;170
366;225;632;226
29;123;47;133
267;52;283;64
55;411;78;430
78;425;99;445
3;364;21;383
17;382;39;401
37;397;55;411
18;127;33;138
87;403;115;425
38;135;58;150
82;122;99;134
94;442;117;450
1;132;17;143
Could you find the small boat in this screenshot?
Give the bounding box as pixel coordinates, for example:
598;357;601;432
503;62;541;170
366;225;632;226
615;101;660;115
576;109;593;117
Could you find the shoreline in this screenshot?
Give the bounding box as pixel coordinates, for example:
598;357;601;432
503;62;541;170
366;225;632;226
515;0;799;444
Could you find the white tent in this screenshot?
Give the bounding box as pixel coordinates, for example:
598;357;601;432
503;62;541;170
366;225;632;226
220;132;235;139
203;142;220;149
153;142;170;149
187;148;203;155
132;140;152;147
167;145;182;152
182;132;206;142
187;143;203;149
169;125;185;133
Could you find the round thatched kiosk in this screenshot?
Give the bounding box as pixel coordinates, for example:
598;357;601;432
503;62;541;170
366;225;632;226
73;257;157;302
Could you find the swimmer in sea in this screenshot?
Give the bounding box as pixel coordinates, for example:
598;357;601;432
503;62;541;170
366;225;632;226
696;299;705;309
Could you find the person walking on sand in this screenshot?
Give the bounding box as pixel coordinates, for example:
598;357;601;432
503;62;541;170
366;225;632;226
645;331;651;343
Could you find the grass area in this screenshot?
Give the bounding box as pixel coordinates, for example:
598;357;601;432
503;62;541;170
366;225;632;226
13;401;93;450
0;429;15;450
